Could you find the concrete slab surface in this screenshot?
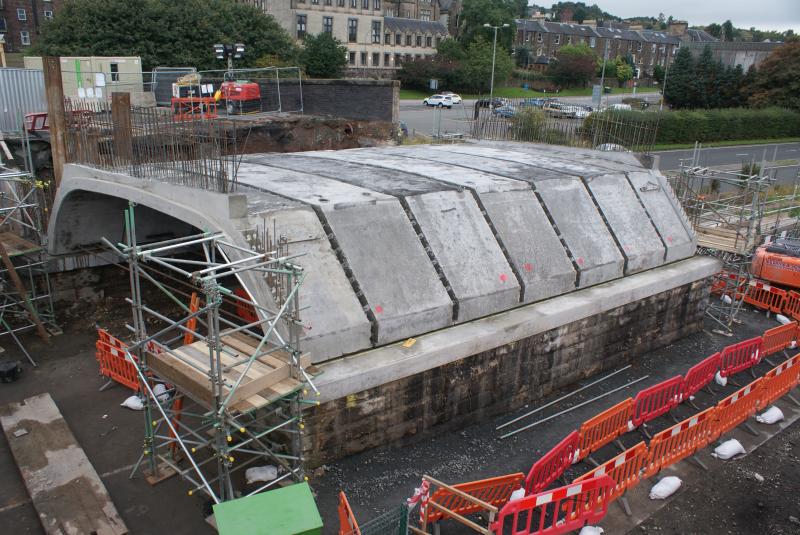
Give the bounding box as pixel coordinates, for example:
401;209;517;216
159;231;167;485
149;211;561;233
583;173;665;274
628;171;697;262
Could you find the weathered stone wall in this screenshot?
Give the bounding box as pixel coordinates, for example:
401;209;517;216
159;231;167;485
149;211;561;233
302;276;711;467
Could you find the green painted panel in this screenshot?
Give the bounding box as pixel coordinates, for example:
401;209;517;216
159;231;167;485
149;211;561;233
214;482;323;535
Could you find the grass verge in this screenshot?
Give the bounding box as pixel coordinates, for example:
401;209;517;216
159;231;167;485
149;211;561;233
653;137;800;151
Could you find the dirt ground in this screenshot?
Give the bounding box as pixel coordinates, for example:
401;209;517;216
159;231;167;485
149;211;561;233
0;287;797;534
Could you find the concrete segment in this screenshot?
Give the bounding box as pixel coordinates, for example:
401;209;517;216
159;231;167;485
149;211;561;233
315;256;721;402
583;173;665;273
236;158;453;345
627;171;697;262
480;141;645;171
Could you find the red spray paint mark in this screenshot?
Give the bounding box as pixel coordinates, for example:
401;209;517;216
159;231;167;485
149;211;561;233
667;236;674;243
499;274;508;283
523;263;533;272
577;257;585;266
374;305;383;314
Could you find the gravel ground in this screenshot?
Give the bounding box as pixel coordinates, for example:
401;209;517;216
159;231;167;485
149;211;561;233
636;419;800;535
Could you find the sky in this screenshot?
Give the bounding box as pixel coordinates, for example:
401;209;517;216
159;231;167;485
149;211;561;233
541;0;800;32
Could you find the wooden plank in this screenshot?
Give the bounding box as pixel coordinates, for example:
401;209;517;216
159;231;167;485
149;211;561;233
43;57;66;187
0;393;128;535
149;351;214;409
0;232;40;256
220;333;287;370
222;331;311;369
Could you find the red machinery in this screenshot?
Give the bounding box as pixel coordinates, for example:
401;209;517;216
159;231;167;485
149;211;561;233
219;81;262;115
751;237;800;290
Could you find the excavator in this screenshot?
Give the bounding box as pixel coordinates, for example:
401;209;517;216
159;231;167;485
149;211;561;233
750;237;800;289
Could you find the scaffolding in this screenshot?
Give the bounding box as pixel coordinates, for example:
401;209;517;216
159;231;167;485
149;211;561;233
669;145;800;335
104;204;316;504
0;131;57;364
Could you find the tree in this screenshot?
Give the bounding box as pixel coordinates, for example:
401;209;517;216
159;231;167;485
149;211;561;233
572;6;587;23
457;0;517;49
664;47;696;108
705;23;722;39
299;33;347;78
614;57;633;87
458;37;515;93
597;57;616;79
747;42;800;111
547;44;598;87
652;64;665;85
437;38;467;61
31;0;297;71
721;20;735;41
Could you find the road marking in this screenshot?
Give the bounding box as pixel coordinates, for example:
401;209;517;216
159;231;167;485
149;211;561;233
787;149;798;152
100;462;136;479
736;153;749;156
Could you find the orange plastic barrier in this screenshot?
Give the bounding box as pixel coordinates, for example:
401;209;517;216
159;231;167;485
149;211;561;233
719;336;763;378
96;336;140;392
573;441;647;505
424;473;525;526
784;291;800;321
744;281;787;314
338;491;360;535
578;398;632;460
491;475;614;535
644;407;716;478
760;354;800;407
525;431;580;495
681;352;720;400
631;375;683;428
184;292;201;345
761;322;797;357
234;287;258;324
712;378;762;441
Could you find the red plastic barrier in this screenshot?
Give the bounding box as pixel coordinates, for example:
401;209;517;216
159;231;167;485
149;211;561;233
525;431;580;495
681;352;720;400
761;322;797;357
573;441;647;506
338;491;360;535
784;291;800;322
719;336;763;378
644;407;716;478
578;398;632;460
712;378;762;441
744;281;787;314
234;287;258;324
760;354;800;407
491;475;614;535
631;375;683;428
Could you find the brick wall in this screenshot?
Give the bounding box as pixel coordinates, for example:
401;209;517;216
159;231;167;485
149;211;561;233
1;0;64;53
301;277;711;467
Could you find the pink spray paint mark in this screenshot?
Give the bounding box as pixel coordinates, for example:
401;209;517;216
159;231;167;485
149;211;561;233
523;263;533;272
499;274;508;282
374;305;383;314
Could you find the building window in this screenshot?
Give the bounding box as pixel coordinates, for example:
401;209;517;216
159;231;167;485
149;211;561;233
338;0;344;5
296;14;307;38
362;0;369;9
426;36;432;47
395;33;402;45
17;8;26;21
311;0;319;4
350;0;357;7
325;0;332;4
421;9;431;21
536;32;543;42
406;34;411;46
652;43;656;52
323;16;333;34
385;33;390;44
43;10;53;20
0;17;6;32
384;53;390;66
416;35;422;47
110;63;120;82
349;51;356;65
371;20;381;43
360;52;367;65
567;36;572;44
436;37;441;47
637;41;642;51
537;47;542;56
372;52;380;66
395;53;403;65
589;37;596;47
348;19;358;42
554;35;560;45
20;31;30;46
373;0;381;9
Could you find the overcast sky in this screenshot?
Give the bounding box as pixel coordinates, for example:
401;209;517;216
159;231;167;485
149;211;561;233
547;1;800;32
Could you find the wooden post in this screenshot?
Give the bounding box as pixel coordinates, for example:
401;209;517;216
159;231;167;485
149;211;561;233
111;92;133;168
43;57;67;189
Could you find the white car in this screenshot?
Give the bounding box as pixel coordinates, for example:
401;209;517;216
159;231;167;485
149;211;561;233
608;103;632;111
440;91;462;104
423;94;453;108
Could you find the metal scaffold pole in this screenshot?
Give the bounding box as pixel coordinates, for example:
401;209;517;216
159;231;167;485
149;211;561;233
105;205;316;506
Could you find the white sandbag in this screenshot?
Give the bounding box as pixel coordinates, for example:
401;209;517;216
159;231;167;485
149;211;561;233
714;371;728;387
649;476;681;500
579;527;604;535
722;294;732;305
756;406;784;424
245;465;278;485
789;340;798;349
120;395;144;411
153;383;170;403
776;314;791;325
627;420;636;432
509;487;525;501
711;438;746;460
572;448;581;464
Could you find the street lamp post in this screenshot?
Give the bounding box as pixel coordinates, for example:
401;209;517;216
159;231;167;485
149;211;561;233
483;23;509;102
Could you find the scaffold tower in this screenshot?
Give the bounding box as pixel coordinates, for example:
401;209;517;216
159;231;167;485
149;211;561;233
104;204;316;505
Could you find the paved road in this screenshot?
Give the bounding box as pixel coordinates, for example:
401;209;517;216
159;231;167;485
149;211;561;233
654;142;800;170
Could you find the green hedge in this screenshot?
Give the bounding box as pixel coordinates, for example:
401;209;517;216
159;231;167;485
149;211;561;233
585;107;800;146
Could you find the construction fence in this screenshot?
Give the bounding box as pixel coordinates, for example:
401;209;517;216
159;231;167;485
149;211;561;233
338;317;800;535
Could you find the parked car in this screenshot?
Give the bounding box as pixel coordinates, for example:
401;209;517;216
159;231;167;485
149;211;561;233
573;106;593;119
440;91;462;104
475;97;505;109
543;102;576;118
423;94;453;108
608;103;632;111
595;143;630;152
519;97;555;109
492;105;517;118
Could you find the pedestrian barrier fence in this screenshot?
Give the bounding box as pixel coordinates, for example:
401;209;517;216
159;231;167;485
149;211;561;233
761;322;797;356
644;406;715;478
577;398;632;460
183;292;201;345
491;475;614;535
783;290;800;321
573;441;647;506
719;336;763;378
525;431;580;495
744;281;787;314
96;329;141;391
631;375;683;428
681;352;720;400
712;378;762;441
422;473;524;528
338;491;361;535
760;354;800;407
